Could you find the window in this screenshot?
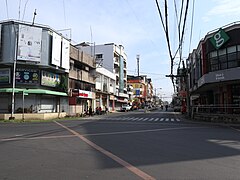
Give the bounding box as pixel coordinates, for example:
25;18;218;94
227;46;236;53
209;51;217;58
96;54;103;59
219;54;227;70
219;48;226;56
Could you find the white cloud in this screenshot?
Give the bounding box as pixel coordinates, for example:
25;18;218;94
203;0;240;21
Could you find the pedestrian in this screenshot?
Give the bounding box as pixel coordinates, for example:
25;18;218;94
96;107;99;115
165;104;168;111
89;106;93;116
105;106;108;114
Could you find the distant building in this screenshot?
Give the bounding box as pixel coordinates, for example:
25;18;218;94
127;75;148;104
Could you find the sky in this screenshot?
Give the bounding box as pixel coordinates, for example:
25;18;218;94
1;0;240;102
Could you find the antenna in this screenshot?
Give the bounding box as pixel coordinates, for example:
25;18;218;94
32;9;37;25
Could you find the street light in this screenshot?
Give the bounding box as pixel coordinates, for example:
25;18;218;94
154;88;162;105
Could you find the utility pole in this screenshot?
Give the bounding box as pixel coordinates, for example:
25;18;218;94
32;9;37;26
166;61;191;117
136;55;140;76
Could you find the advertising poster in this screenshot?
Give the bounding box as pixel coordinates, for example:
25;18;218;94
51;32;61;67
17;24;42;62
41;70;60;87
61;38;70;71
15;69;39;84
0;68;10;84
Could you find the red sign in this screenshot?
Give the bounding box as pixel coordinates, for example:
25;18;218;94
79;93;88;97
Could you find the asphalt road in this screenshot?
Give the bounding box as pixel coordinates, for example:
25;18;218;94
1;109;240;180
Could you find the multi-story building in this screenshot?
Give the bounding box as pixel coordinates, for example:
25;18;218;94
187;22;240;115
127;75;148;106
78;43;128;110
0;20;69;119
68;45;95;116
94;67;116;112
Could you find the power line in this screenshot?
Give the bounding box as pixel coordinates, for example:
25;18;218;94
5;0;9;19
188;0;195;54
125;0;160;49
127;69;166;76
22;0;29;21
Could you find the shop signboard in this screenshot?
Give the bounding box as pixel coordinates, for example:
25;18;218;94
15;69;39;84
17;24;42;62
210;28;229;49
51;32;61;67
41;71;60;87
0;68;10;84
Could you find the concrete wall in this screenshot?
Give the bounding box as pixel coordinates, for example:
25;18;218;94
0;112;67;120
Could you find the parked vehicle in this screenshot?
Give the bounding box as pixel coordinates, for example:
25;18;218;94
121;104;132;111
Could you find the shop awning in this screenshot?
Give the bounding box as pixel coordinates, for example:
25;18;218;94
0;88;68;96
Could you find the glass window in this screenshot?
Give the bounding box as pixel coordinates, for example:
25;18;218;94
209;51;217;58
211;64;219;71
220;62;227;70
210;57;218;64
219;55;227;63
228;61;237;68
228;52;237;62
219;48;226;56
227;46;236;53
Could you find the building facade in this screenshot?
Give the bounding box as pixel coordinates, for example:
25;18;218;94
95;67;116;112
127;75;148;108
68;45;95;116
187;22;240;114
0;20;69;118
79;43;128;110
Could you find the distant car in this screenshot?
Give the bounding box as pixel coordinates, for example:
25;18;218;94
174;106;181;112
121;104;132;111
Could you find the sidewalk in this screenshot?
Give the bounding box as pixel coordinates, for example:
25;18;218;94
178;113;240;130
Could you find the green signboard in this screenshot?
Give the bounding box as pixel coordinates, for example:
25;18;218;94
210;28;230;49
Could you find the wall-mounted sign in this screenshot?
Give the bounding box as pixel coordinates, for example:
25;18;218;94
72;89;93;99
41;71;60;87
210;28;230;49
61;38;70;71
17;24;42;62
216;73;224;80
0;68;10;84
16;69;39;84
51;32;61;67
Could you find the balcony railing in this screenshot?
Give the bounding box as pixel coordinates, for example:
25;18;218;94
70;46;95;68
69;70;94;84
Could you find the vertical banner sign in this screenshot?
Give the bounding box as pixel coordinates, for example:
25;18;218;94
51;32;61;66
210;28;230;49
17;24;42;62
119;56;124;93
61;38;70;71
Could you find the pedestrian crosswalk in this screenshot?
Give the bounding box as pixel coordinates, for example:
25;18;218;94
100;116;181;122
